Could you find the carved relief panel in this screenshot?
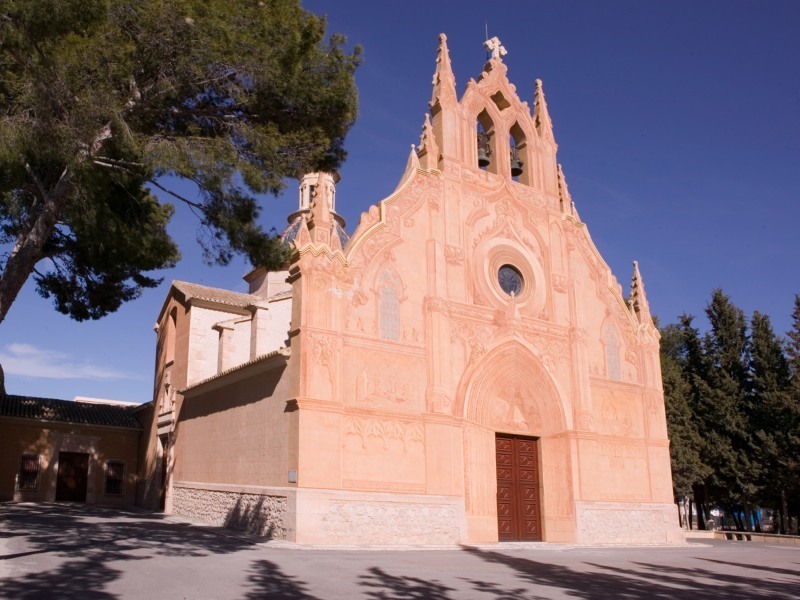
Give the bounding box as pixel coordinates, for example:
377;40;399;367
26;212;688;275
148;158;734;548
591;385;644;439
344;346;425;413
342;414;426;493
489;379;543;434
597;441;650;501
305;331;342;401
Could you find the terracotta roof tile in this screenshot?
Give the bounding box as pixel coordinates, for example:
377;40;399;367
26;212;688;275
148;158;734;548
172;280;262;308
0;395;143;429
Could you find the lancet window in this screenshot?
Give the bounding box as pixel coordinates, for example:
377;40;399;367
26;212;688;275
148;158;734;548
164;307;177;365
603;323;621;381
379;285;400;341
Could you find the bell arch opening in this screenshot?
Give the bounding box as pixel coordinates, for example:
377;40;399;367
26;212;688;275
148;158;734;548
476;110;498;174
509;122;530;185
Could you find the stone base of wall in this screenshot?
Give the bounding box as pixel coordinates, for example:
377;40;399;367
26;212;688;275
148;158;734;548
575;501;685;545
173;482;289;539
293;488;465;545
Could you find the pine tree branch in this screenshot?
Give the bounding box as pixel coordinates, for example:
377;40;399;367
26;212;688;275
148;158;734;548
93;156;145;170
92;159;204;214
22;162;49;204
144;178;204;211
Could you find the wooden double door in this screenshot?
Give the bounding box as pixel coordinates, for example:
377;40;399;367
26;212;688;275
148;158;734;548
56;452;89;502
496;434;542;541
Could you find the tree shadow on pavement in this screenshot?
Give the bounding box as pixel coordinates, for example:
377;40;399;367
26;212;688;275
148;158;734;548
243;559;320;599
461;577;540;600
0;503;258;599
696;557;800;578
463;546;799;599
0;559;120;600
358;566;455;599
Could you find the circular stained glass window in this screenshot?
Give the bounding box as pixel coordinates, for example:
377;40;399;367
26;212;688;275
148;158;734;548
498;264;523;296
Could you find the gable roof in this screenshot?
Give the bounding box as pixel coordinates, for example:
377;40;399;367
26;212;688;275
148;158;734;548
0;394;143;429
171;280;262;308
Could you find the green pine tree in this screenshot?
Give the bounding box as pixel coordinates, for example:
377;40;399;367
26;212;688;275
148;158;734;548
749;311;795;532
782;295;800;532
660;322;711;527
704;290;757;528
0;0;361;323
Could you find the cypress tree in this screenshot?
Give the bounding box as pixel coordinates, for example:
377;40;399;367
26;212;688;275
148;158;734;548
782;295;800;532
660;323;711;528
749;311;793;532
704;290;755;529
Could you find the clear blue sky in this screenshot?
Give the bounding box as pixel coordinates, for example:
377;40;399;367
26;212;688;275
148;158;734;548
3;0;799;403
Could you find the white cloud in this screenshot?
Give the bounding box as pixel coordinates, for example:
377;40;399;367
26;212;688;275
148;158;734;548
0;343;135;380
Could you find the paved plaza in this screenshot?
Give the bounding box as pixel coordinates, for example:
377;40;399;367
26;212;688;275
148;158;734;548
1;503;798;599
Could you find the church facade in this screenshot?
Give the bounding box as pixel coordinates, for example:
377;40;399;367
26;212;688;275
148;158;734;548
141;35;682;545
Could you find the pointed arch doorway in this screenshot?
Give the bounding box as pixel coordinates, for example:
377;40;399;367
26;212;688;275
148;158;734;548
459;340;574;543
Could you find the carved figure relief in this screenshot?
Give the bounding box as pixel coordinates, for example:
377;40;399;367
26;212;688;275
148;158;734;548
490;382;543;433
347;348;424;412
552;274;568;293
601;399;633;437
445;245;465;265
307;331;342;400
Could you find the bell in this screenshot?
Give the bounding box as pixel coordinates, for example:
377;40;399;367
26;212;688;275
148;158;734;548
477;131;492;168
510;148;523;177
478;147;491;168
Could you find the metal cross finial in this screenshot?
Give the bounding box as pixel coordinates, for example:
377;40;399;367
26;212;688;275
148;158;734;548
484;36;507;60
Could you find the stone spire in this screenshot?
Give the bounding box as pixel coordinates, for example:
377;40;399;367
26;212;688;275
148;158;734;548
629;261;654;327
534;78;555;143
431;33;457;106
417;113;440;170
308;173;334;245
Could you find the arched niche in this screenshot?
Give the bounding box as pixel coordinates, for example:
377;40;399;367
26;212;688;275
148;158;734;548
461;340;566;434
165;306;177;364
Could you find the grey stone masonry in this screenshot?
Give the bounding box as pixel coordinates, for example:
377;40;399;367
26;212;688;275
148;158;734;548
173;485;287;539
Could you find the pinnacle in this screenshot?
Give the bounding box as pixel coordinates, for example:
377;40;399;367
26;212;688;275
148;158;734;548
534;79;554;142
629;260;653;326
431;33;456;106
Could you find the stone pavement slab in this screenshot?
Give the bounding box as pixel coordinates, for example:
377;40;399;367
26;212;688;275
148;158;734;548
1;503;798;599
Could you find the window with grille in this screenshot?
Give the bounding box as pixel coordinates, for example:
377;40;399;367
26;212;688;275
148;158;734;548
379;285;400;341
603;323;621;381
105;460;125;496
18;454;41;491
